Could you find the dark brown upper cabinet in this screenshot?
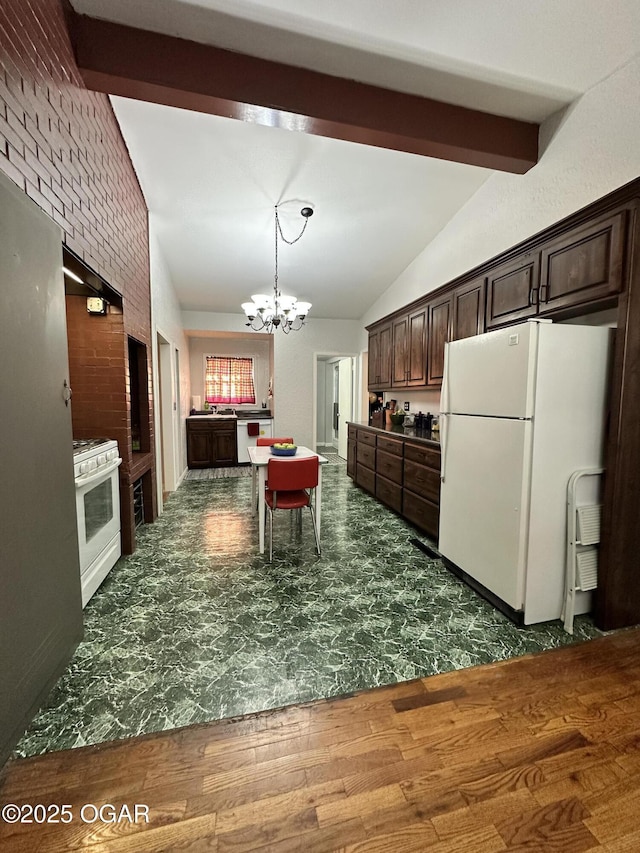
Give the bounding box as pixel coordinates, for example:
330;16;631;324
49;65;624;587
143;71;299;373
427;293;452;385
391;314;408;386
451;276;486;341
485;254;540;329
391;304;427;388
407;305;428;386
540;210;626;313
368;320;392;389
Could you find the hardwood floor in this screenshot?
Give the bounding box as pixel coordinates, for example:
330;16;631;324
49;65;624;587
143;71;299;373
1;628;640;852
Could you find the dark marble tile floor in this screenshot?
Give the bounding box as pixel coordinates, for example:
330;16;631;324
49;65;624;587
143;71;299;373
16;464;600;757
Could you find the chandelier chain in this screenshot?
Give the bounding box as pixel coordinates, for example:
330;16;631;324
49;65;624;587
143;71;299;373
275;205;310;245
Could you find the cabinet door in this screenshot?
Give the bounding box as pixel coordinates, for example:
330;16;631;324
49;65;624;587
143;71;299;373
213;429;237;466
187;427;213;468
368;321;394;389
407;305;427;386
540;210;626;312
367;329;380;389
452;277;486;341
347;439;356;478
378;323;392;388
485;254;539;329
427;294;451;386
392;315;408;386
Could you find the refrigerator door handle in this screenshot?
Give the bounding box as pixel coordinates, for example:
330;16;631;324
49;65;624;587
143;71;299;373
440;342;450;484
440;412;447;483
441;341;451;415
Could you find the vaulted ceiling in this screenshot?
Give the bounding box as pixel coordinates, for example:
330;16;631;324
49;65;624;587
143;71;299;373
69;0;640;319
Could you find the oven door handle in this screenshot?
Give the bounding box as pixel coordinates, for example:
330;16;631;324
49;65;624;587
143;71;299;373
75;458;122;489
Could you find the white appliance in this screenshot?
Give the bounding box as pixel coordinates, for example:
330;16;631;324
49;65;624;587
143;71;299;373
73;439;122;607
438;320;612;625
236;417;274;463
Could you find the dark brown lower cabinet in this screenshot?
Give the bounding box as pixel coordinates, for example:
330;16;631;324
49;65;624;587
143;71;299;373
375;443;404;513
347;438;356;477
187;419;237;468
403;442;441;539
348;424;440;539
402;491;439;538
356;463;375;494
376;475;402;513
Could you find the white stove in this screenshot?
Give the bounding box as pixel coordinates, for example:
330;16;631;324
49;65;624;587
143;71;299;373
73;438;119;475
73;438;122;606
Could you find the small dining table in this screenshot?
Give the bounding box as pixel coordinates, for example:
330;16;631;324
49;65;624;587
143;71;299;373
247;445;329;554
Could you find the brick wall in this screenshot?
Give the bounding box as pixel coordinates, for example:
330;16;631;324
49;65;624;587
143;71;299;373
65;295;128;449
0;0;156;550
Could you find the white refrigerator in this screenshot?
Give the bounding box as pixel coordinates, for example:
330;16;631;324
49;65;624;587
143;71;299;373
438;320;612;625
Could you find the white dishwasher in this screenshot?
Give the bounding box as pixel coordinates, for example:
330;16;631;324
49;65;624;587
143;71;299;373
236;416;274;463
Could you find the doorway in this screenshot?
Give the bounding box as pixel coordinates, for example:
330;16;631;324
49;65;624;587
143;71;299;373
314;353;357;458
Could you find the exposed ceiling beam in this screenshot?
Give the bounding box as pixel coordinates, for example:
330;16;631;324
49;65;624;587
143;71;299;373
69;12;539;174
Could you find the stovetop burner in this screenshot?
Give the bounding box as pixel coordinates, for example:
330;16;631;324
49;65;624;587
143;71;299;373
72;438;112;455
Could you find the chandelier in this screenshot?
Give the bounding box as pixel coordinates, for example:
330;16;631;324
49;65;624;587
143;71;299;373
242;204;314;333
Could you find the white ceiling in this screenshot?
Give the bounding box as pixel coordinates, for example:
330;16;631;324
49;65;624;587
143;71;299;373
71;0;640;320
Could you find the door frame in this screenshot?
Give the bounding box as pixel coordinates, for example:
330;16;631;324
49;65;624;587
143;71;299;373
154;327;180;512
312;351;359;456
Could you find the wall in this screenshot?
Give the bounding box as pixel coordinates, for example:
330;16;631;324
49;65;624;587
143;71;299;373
149;225;190;504
65;296;127;445
189;336;271;409
361;53;640;334
183;311;361;447
0;0;154;552
274;318;362;448
382;388;442;417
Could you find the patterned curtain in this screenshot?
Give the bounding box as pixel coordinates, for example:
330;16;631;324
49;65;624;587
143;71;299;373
205;356;256;404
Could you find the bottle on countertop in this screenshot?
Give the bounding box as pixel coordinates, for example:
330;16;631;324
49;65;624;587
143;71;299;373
425;412;433;431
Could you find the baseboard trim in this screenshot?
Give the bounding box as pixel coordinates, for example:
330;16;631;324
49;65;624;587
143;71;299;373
441;557;525;627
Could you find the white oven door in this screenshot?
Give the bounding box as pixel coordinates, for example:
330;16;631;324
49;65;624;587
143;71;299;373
75;458;122;580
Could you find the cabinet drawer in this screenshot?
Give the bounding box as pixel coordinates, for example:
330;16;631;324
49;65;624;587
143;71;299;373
404;459;440;503
357;443;376;469
405;442;441;471
376;475;403;513
187;420;215;431
377;435;403;456
356;463;375;494
403;491;439;539
376;449;403;484
357;429;377;447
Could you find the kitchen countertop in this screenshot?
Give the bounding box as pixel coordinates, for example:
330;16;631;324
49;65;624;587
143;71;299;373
348;420;440;447
188;414;237;420
188;410;273;420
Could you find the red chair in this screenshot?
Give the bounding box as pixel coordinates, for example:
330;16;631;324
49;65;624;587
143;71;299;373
255;437;295;499
265;456;320;561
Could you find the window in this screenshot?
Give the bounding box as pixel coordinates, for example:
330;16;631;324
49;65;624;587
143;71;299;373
205;356;256;404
